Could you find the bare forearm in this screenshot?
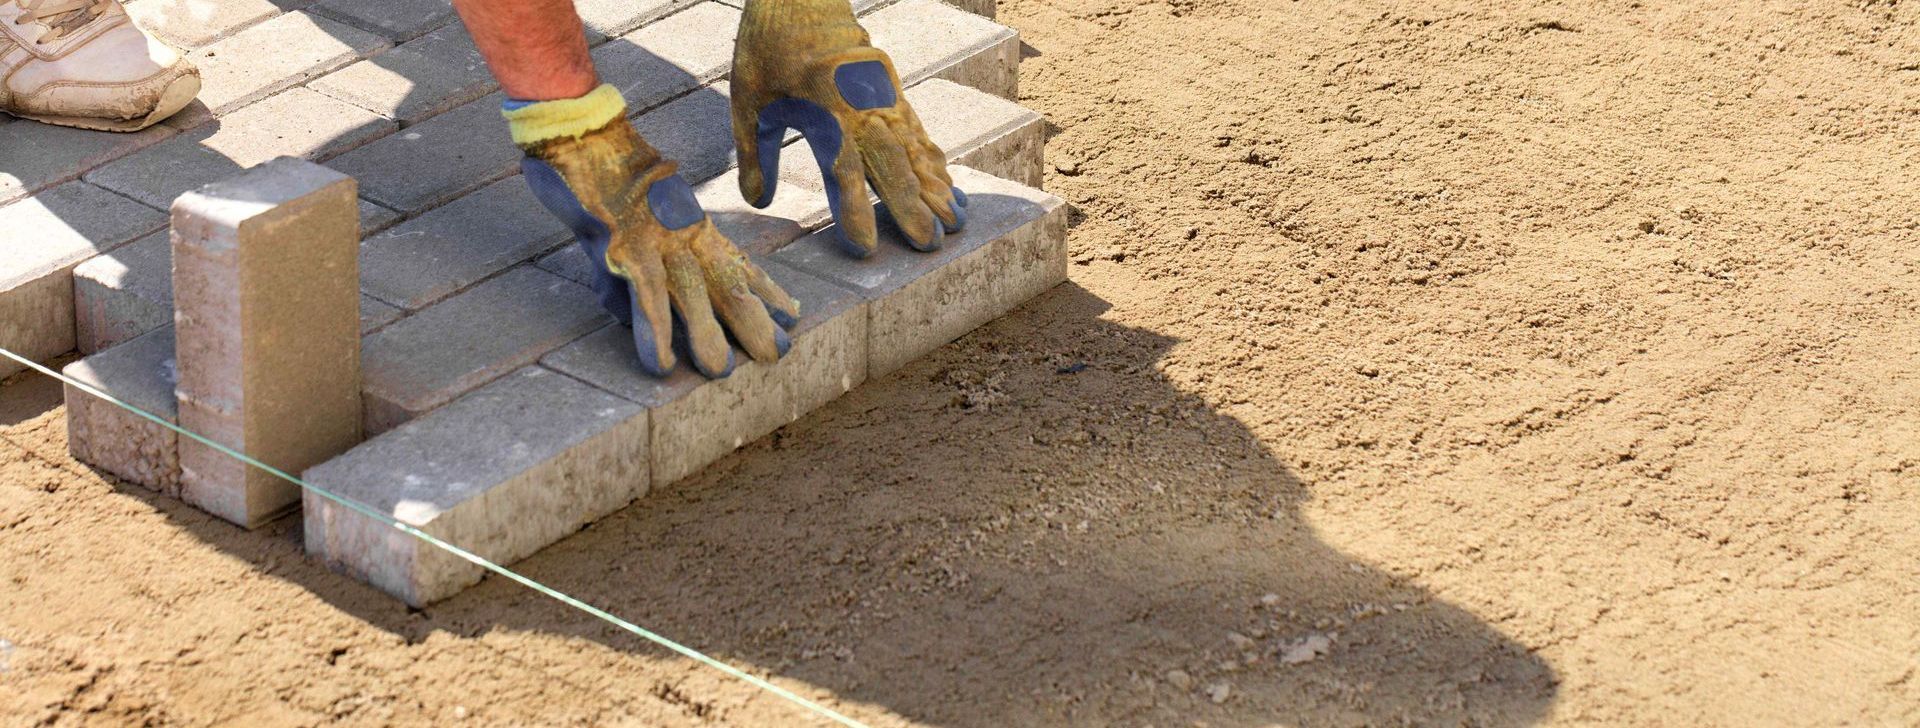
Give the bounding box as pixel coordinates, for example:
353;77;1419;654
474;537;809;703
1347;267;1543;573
452;0;597;100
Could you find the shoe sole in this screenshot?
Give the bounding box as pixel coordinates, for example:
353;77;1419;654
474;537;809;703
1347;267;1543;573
8;72;202;133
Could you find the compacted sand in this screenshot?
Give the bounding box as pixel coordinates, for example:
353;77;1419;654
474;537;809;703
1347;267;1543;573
3;0;1917;725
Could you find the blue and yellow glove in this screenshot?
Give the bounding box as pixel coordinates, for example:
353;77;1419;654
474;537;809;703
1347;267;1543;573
508;85;798;379
731;0;967;258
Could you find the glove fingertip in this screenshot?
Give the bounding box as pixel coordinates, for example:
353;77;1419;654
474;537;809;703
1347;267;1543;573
832;225;875;259
952;186;969;208
691;348;737;379
766;299;799;330
774;326;793;358
946;192;968;233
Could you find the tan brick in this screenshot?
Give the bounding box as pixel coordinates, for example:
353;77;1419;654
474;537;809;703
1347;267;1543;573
62;325;182;496
770;166;1065;377
189;11;388;116
304;366;647;606
0;183;166;379
172;158;364;528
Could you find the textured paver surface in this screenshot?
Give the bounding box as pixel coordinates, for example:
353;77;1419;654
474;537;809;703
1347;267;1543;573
14;0;1048;604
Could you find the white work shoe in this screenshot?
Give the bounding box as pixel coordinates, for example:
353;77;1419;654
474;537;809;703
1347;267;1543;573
0;0;199;131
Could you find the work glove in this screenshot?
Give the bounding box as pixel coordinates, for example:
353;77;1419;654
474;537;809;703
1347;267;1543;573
507;85;799;379
732;0;968;258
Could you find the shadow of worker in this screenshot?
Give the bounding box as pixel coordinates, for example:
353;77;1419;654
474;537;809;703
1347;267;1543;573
414;279;1560;726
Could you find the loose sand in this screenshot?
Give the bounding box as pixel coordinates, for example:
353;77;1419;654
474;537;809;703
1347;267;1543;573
3;0;1917;725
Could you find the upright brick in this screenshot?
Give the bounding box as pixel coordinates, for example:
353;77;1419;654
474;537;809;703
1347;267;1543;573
358;266;611;434
124;0;314;48
307;22;497;123
74;229;417;354
172;158;363;528
87;88;395;210
62;325;182;495
304;366;648;606
865;0;1019;99
188;11;389;116
771;166;1065;377
542;259;866;485
358;177;569;311
0;183;166;379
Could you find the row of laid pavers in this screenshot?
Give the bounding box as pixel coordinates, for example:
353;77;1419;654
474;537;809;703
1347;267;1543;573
1;0;1014;379
56;0;1037;451
307;164;1065;606
72;76;1040;366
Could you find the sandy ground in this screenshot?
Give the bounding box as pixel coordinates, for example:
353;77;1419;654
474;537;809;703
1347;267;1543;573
4;0;1919;725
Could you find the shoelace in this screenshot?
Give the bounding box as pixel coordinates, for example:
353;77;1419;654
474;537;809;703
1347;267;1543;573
14;0;107;42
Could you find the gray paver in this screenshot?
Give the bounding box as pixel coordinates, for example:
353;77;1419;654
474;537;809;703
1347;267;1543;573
542;258;865;485
304;366;647;606
172;158;364;528
124;0;314;48
0;182;167;378
307;22;496;124
535;167;829;284
86;88;395;210
905;79;1045;187
325;92;517;213
632;82;735;183
594;2;739;114
188;11;389;116
311;0;454;41
770;165;1065;376
576;0;700;40
74;231;417;354
866;0;1018;99
358;177;569;310
0;118;174;205
783;78;1045;199
359;265;611;435
62;324;182;496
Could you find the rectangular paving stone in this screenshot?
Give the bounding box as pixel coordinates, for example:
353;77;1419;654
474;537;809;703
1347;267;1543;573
576;0;700;40
865;0;1018;99
124;0;314;48
0;119;175;205
594;2;739;114
61;324;182;496
632;82;735;183
307;22;496;124
905;79;1044;187
325;92;517;213
304;366;647;607
358;176;569;310
359;265;611;435
311;0;454;41
542;258;865;485
74;230;416;353
535;167;829;283
0;182;167;379
172;158;364;529
86;88;395;210
783;78;1045;200
189;11;389;116
771;165;1065;377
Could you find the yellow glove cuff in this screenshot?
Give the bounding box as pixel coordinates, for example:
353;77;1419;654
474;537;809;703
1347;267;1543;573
502;84;628;146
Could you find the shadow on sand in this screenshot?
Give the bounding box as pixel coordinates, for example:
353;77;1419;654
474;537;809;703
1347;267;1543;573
54;278;1558;726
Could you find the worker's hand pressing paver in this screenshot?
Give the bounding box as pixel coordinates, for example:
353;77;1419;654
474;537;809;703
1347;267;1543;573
732;0;968;258
510;86;799;379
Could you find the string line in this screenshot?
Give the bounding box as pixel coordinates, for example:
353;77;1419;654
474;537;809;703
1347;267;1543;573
1;347;865;728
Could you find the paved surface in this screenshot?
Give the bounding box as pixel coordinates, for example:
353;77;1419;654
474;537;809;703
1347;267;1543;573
17;0;1061;603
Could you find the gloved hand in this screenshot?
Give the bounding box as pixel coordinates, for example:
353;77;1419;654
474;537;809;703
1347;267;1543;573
507;85;799;379
731;0;968;258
